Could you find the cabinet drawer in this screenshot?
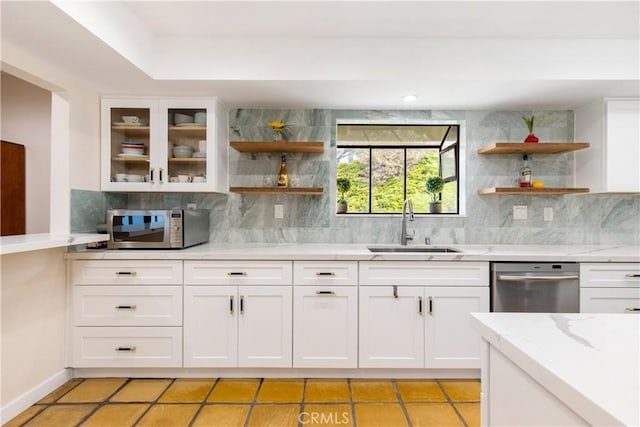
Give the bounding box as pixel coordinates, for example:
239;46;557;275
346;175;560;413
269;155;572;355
71;327;182;368
580;263;640;288
184;261;292;285
581;288;640;313
359;261;489;286
72;286;182;326
71;261;183;285
293;261;357;286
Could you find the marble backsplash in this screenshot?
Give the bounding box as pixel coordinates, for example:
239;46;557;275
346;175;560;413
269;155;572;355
70;109;640;246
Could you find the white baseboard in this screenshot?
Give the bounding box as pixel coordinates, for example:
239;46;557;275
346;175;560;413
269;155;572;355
0;369;72;425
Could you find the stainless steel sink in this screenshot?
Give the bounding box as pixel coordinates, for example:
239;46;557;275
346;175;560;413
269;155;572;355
367;245;461;253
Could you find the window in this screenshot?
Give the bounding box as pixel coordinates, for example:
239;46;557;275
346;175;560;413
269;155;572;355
336;122;462;214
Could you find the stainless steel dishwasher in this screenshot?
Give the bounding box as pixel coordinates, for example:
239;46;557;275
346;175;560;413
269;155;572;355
491;263;580;312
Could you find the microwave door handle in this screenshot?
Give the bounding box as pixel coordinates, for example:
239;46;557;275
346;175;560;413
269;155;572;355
497;275;580;282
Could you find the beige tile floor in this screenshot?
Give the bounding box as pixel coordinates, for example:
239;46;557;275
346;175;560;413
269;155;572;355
4;378;480;427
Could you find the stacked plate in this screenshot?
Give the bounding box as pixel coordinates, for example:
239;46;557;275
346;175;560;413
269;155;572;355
121;141;145;156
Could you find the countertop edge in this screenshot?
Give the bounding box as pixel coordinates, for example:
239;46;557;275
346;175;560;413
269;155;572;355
1;233;107;256
470;313;633;427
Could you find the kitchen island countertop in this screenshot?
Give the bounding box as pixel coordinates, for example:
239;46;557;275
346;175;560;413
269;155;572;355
65;243;640;262
471;312;640;426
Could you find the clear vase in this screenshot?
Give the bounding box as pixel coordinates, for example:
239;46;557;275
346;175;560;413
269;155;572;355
273;131;282;141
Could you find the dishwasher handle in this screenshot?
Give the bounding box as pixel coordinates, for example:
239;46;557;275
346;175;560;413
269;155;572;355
497;274;579;282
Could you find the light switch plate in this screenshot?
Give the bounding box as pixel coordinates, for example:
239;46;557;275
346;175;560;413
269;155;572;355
544;207;554;221
513;205;528;220
274;204;284;219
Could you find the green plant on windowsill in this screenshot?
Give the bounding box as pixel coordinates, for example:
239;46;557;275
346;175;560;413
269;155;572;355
425;176;445;214
336;177;351;214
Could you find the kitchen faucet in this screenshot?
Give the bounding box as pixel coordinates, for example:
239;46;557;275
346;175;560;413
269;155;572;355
400;199;414;245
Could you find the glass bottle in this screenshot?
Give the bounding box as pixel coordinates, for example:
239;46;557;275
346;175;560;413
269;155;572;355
519;154;532;188
277;155;289;187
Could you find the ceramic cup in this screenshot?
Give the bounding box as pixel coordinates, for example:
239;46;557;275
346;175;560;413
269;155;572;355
194;112;206;125
114;173;128;182
177;175;192;183
122;116;140;124
192;176;206;183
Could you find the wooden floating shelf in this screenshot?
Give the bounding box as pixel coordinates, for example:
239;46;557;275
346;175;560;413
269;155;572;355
230;141;324;154
478;187;590;195
230;187;324;195
477;142;590;155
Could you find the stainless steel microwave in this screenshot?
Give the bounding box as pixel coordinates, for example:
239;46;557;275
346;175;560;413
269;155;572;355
107;209;209;249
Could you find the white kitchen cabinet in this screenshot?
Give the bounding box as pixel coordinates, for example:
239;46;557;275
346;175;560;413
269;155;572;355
359;286;424;368
183;261;293;368
425;287;489;368
293;261;358;368
580;263;640;313
574;98;640;192
183;286;237;367
101;97;228;193
238;286;292;368
359;261;490;369
69;260;184;368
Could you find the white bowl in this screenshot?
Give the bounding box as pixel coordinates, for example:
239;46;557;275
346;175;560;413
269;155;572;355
174;113;194;124
173;146;194;158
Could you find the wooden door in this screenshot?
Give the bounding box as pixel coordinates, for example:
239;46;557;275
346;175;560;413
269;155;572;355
1;140;26;235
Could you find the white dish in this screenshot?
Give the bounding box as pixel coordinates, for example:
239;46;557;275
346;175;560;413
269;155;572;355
113;122;143;126
117;153;148;158
193;153;207;158
175;123;201;127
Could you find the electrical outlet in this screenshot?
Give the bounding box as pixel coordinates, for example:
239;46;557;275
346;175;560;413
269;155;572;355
544;207;554;221
187;203;197;210
513;205;528;220
274;204;284;219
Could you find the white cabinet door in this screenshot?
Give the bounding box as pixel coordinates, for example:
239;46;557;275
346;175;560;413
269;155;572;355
359;286;424;368
293;286;357;368
574;98;640;192
238;286;292;368
101;97;228;193
425;287;489;368
580;288;640;313
183;286;238;367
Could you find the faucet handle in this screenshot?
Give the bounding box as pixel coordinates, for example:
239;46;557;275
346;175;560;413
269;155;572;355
425;236;431;245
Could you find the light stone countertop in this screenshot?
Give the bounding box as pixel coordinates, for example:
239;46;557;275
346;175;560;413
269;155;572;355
471;312;640;426
0;233;107;256
65;242;640;262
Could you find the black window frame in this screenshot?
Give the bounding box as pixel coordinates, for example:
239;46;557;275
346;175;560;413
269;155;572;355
336;124;461;215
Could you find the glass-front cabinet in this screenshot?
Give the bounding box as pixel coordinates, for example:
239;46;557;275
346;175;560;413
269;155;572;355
101;97;228;192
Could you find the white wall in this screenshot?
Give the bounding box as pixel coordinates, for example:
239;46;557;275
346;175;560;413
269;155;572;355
0;249;69;418
1;72;51;233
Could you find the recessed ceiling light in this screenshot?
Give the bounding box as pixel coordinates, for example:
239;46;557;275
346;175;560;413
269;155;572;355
402;94;417;103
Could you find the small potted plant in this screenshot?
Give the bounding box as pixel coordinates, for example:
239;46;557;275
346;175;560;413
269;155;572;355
336;177;351;213
425;176;445;214
522;115;539;143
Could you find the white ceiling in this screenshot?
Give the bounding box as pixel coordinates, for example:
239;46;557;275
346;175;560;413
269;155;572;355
2;1;639;110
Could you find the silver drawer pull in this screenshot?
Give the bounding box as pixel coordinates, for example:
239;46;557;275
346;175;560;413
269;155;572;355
115;346;136;352
227;272;247;276
315;290;336;295
116;271;137;276
316;272;336;276
115;305;137;310
624;273;640;278
624;307;640;312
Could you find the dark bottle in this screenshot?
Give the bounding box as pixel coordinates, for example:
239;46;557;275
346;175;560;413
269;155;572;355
519;154;532;188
